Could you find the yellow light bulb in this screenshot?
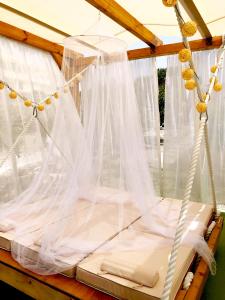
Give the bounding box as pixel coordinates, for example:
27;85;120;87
196;102;207;113
53;92;59;99
37;104;45;111
9;91;17;99
214;82;223;92
182;68;194;80
178;48;192;62
210;65;217;73
162;0;177;7
24;99;32;107
45;98;51;105
181;21;197;37
185;79;196;90
0;82;5;90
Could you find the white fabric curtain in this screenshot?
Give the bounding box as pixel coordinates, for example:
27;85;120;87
163;49;225;204
129;58;161;195
0;36;62;203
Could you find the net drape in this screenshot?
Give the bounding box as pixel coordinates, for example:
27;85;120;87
163;49;225;204
0;36;159;275
0;36;62;203
0;35;214;276
129;58;161;195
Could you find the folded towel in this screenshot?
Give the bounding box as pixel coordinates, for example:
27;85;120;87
100;255;159;288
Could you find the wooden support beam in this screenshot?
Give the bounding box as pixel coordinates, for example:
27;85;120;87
0;20;222;66
51;52;63;69
85;0;162;47
0;21;63;67
127;36;222;60
179;0;212;39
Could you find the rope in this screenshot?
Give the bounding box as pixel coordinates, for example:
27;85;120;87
204;124;217;212
0;115;36;169
161;117;206;300
161;5;225;300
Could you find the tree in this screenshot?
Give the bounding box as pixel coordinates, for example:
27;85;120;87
158;68;166;126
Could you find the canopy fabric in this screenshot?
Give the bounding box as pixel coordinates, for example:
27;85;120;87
163;48;225;204
1;0;225;49
0;34;214;275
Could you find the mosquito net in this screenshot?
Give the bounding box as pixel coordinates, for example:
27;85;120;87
0;35;214;275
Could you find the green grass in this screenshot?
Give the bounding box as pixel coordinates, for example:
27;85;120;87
201;214;225;300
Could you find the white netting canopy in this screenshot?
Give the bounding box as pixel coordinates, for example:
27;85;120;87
0;35;214;276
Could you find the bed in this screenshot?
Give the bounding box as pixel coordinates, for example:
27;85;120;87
76;199;214;300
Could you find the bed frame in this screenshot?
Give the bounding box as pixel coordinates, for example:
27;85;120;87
0;216;223;300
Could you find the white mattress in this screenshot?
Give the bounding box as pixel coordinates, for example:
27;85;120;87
0;198;91;251
76;199;213;300
9;197;142;277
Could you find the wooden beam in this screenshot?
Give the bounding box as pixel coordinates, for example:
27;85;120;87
127;36;222;60
179;0;212;39
0;249;113;300
0;20;222;66
0;21;63;67
85;0;162;47
51;52;63;69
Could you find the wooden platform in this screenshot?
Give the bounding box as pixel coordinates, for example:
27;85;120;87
0;216;223;300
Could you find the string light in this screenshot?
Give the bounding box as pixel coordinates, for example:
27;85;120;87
9;91;17;99
45;98;52;105
178;49;192;62
0;82;5;90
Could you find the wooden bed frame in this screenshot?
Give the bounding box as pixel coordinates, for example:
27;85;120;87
0;216;223;300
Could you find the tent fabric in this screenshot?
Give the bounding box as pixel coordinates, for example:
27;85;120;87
129;58;161;195
0;35;62;203
1;0;225;47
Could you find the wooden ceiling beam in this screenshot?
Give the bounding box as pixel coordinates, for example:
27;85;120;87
85;0;162;47
179;0;212;39
0;20;222;65
128;36;222;60
0;21;63;67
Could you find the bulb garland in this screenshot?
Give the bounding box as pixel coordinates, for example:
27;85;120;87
163;1;224;117
0;64;88;114
0;79;66;113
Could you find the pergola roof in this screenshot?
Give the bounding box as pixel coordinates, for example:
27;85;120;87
0;0;225;50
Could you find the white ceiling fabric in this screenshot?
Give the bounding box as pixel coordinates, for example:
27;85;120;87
1;0;225;49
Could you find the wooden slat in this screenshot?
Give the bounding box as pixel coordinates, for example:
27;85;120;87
179;0;212;39
128;36;222;60
184;216;223;300
0;249;114;300
0;20;63;68
85;0;162;47
51;52;63;69
175;216;224;300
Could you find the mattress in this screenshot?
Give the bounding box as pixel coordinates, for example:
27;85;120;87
0;198;91;251
10;197;143;277
76;199;213;300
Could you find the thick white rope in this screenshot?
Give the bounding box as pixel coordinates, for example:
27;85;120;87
0;115;36;169
161;5;225;300
161;117;206;300
204;124;217;212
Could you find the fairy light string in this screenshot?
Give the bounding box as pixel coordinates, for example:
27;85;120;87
0;63;93;169
161;1;224;300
